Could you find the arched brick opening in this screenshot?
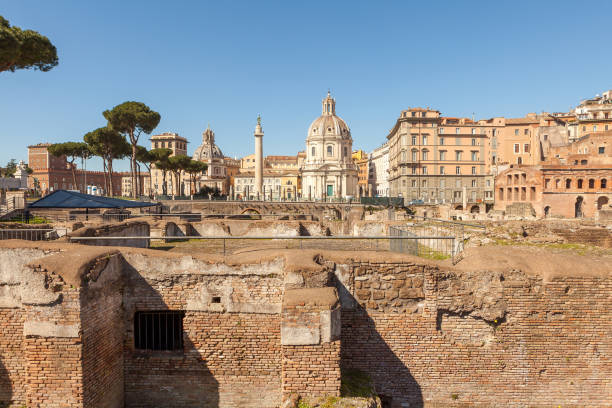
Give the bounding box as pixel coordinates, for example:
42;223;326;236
597;196;609;210
470;205;480;214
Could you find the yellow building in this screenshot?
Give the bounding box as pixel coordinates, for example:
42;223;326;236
352;149;370;196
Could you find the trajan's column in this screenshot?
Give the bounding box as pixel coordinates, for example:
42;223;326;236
254;115;264;199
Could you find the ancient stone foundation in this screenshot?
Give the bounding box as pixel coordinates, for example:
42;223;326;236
0;241;609;407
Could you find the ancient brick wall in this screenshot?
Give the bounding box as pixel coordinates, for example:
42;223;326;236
280;288;342;400
23;286;83;408
0;309;25;406
121;253;285;407
338;260;612;407
80;255;125;408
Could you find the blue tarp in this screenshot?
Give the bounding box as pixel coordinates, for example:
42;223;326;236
28;190;157;209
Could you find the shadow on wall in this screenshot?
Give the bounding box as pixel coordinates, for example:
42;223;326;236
0;358;11;407
336;280;424;408
122;262;219;408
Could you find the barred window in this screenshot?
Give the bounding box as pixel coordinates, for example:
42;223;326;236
134;311;184;351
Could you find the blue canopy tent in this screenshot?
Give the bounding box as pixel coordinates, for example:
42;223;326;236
28;190;157;209
27;190;157;221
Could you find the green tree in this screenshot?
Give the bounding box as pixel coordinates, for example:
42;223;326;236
136;146;156;197
0;16;58;73
167;155;191;197
184;160;208;196
4;159;17;177
149;148;172;195
103;102;160;198
84;127;130;196
47;142;90;192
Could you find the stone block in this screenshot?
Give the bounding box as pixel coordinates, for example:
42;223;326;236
399;287;424;299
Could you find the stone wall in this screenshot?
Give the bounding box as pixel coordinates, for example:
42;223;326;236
121;251;285;407
69;220;150;248
0;242;610;407
336;257;612;407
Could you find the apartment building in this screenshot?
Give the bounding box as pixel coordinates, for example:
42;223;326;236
387;108;494;207
569;89;612;140
368;143;389;197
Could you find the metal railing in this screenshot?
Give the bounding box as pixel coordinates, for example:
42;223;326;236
0;228;56;241
68;234;456;259
30;212;317;223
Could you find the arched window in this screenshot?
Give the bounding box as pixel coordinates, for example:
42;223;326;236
577;179;583;189
517;157;522;165
602;179;608;189
588;179;595;189
327;145;333;156
555;179;560;189
565;179;571;189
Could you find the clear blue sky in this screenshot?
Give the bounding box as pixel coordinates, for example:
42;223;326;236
2;0;611;171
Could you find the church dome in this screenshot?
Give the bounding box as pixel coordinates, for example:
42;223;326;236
193;126;224;161
307;92;351;140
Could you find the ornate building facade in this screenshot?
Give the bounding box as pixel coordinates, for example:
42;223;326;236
193;125;227;193
301;93;358;200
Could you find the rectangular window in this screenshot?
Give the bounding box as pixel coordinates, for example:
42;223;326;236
439;127;445;134
455;128;460;134
524;144;530;153
412;167;417;175
455;151;462;161
439;137;445;145
422;135;428;145
412;151;417;161
411;135;417;145
456;166;461;175
593;125;597;131
440;166;445;175
598;146;605;154
422;166;427;175
134;311;184;351
471;166;476;175
471;138;476;146
524;129;528;135
440;179;445;188
471;151;477;161
411;179;416;187
514;129;519;136
439;151;446;160
455;137;461;145
422;150;428;160
471;128;475;135
471;179;476;187
514;143;520;153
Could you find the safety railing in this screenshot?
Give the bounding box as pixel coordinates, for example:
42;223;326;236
67;235;456;260
0;228;56;241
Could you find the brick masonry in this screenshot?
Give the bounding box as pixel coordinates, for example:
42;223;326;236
0;243;609;407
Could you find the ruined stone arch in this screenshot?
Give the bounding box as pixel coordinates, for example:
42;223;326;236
241;208;261;215
454;205;463;211
597;196;609;210
470;205;480;214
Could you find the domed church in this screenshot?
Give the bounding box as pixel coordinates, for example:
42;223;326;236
301;92;358;200
192;125;227;193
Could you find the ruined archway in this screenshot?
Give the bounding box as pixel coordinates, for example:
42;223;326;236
454;205;463;211
470;205;480;214
544;206;551;218
597;196;609;210
574;196;584;218
241;208;261;216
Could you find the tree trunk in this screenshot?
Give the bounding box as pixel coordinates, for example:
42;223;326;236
102;158;108;196
162;170;167;196
70;160;77;192
130;135;137;199
108;158;114;197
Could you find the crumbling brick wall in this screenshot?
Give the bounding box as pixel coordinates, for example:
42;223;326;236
0;309;25;406
121;253;285;408
281;288;342;400
337;259;612;407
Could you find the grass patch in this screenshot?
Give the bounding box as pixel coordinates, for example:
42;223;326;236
341;368;376;398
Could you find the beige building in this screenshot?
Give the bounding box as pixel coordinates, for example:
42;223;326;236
301;92;358;200
192;125;227;193
569;89;612;140
150;132;188;196
234;170;299;200
387;108;494;208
